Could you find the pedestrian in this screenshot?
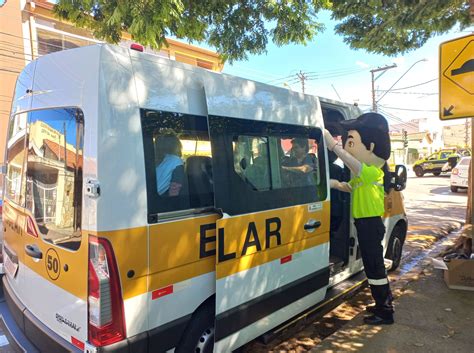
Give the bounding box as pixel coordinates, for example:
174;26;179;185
324;112;394;325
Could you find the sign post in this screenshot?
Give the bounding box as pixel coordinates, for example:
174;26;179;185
439;34;474;230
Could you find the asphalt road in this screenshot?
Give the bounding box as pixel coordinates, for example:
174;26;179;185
404;173;467;227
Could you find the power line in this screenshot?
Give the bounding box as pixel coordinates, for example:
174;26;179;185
377;78;438;92
379;105;438;112
374;91;437;96
266;66;370;85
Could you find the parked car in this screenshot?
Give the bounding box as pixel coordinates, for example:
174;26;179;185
450;156;471;192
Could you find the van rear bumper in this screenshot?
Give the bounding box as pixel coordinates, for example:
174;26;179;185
2;275;82;353
2;276;192;352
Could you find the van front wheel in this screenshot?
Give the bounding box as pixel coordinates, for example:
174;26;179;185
414;166;424;177
176;302;215;353
386;225;405;272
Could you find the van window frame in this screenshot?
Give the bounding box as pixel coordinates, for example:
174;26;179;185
140;109;215;224
209;115;327;216
6;107;85;251
5;112;28;207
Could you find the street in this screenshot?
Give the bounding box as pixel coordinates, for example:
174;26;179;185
244;172;467;352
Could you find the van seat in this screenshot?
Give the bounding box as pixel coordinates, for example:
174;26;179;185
186;156;214;207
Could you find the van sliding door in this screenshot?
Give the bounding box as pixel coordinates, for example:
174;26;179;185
208;116;331;352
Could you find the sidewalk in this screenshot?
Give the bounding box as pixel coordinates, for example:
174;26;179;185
313;232;474;353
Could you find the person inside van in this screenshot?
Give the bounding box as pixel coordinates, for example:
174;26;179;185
281;138;317;186
155;131;186;197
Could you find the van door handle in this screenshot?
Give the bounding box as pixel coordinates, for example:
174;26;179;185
304;220;321;232
25;244;43;260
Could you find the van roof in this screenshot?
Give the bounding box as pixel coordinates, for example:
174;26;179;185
17;44;324;129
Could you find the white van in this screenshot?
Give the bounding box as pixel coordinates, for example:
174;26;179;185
2;44;407;353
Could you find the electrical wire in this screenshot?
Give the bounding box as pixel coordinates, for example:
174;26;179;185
377;78;438;92
379;105;438;112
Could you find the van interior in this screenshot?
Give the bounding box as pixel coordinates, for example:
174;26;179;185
321;106;353;275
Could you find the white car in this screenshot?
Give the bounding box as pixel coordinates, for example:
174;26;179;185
450;156;471;192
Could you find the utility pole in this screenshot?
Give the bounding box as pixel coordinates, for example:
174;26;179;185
370;64;397;112
296;71;308;94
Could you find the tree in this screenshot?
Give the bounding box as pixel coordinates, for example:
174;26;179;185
54;1;471;62
330;0;471;56
54;0;329;62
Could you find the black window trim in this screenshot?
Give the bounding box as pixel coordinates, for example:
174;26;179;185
209;114;328;216
140;108;216;224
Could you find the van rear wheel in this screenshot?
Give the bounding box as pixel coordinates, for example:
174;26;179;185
176;302;215;353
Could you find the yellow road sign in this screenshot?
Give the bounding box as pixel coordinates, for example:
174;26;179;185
439;34;474;120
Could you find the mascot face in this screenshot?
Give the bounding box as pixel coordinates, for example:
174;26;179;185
344;129;385;168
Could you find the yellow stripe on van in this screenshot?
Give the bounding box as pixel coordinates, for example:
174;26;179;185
92;228;149;300
216;201;330;279
148;214;220;293
3;199;88;300
384;190;405;218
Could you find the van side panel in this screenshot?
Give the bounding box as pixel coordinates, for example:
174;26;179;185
97;45;148;231
130;50;209;117
129;51;217;337
96;46;152;337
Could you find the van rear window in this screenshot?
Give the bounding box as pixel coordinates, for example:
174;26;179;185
25;109;84;251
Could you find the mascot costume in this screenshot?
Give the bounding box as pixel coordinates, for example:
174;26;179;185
324;112;394;325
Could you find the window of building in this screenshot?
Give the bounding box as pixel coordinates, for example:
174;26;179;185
141;109;214;220
209;116;327;216
25;108;84;251
36;28;96;56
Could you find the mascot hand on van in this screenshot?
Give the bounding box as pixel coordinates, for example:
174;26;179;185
323;113;395;325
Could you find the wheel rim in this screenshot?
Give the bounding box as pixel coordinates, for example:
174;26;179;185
392;237;402;266
195;326;215;353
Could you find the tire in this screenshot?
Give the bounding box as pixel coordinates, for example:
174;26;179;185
176;302;215;353
451;185;458;192
414;166;424;177
433;171;441;176
386;224;405;272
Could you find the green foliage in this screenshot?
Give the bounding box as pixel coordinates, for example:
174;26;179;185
331;0;472;56
54;0;331;62
54;0;471;61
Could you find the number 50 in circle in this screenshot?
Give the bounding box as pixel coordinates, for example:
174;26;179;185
45;248;61;280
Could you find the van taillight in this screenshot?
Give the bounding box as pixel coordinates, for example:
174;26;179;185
452;168;459;175
88;236;126;347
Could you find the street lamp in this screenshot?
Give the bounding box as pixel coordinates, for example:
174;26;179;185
376;58;428;105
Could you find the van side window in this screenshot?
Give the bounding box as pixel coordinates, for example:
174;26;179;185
141;109;214;219
210;116;326;216
5;113;28;206
25;108;84;251
234;136;271;191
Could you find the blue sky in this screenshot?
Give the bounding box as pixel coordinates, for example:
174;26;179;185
221;10;474;128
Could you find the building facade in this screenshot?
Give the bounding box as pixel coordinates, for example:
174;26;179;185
0;0;223;166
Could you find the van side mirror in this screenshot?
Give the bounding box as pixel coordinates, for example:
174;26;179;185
447;156;458;169
0;164;5;175
390;165;407;192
